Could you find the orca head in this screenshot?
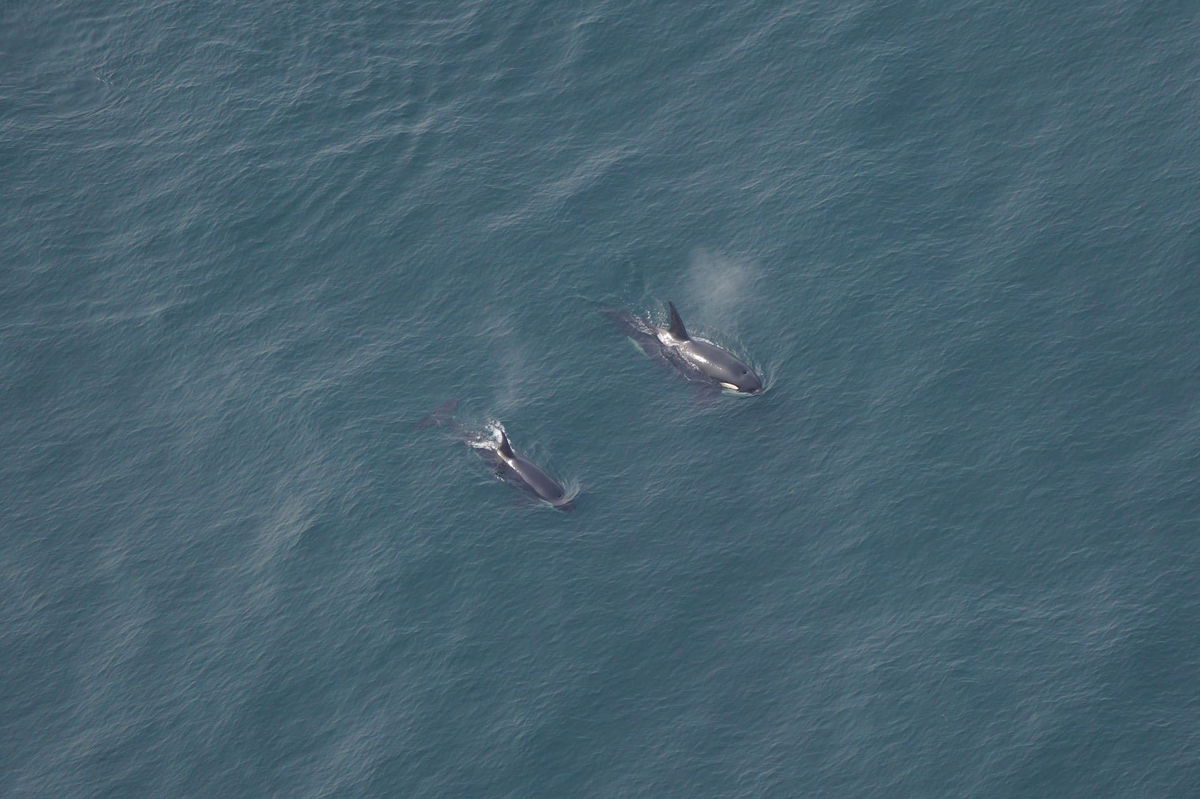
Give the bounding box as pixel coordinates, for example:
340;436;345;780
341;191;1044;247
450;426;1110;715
680;335;763;394
728;367;763;394
716;363;762;394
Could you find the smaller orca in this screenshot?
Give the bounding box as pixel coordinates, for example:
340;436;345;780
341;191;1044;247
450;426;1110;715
605;302;763;394
419;402;574;511
485;428;574;510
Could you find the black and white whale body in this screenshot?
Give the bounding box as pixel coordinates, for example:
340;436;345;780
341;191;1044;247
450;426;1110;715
419;401;574;511
605;301;763;394
485;429;573;509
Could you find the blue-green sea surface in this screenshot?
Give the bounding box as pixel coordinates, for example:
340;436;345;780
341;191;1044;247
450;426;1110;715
3;1;1197;796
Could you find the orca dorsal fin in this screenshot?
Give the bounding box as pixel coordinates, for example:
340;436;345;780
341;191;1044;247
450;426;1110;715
667;301;689;340
496;430;515;459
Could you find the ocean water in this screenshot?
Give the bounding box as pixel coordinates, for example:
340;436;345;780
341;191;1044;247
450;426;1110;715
3;0;1198;796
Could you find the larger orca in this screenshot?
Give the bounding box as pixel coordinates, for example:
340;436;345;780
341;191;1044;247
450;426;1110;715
605;301;763;394
419;401;575;511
